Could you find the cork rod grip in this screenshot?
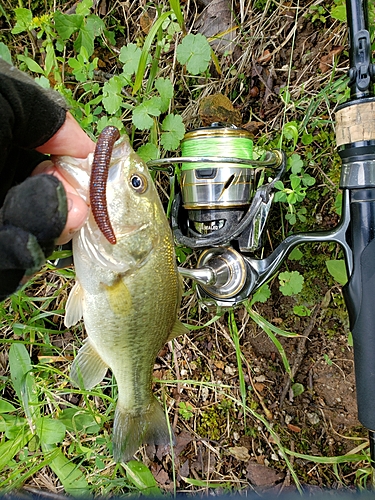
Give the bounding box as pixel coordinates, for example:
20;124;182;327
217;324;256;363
335;101;375;146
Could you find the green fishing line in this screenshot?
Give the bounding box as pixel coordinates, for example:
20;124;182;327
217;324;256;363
181;135;253;171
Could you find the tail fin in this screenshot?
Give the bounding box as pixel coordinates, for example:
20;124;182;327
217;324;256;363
112;397;172;463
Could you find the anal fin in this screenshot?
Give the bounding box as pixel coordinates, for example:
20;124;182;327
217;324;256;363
167;318;189;341
71;338;108;389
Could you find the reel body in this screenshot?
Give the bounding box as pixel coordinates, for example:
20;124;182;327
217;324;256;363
149;123;288;306
148;123;352;308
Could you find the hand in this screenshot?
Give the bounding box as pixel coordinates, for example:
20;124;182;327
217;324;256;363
0;111;95;300
33;111;95;244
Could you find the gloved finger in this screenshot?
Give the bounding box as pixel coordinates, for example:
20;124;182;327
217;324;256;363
0;269;25;301
0;225;45;271
2;174;67;257
0;225;45;301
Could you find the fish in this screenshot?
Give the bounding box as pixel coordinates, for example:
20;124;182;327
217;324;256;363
56;131;187;462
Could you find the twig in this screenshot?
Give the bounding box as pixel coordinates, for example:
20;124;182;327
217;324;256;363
279;305;320;406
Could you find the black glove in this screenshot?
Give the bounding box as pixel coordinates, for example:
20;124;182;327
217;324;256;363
0;174;67;301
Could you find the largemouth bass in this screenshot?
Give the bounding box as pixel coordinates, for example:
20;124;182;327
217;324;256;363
57;131;187;462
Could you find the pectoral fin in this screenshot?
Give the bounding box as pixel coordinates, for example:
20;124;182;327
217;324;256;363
167;319;189;341
65;281;84;327
71;338;108;389
104;278;132;316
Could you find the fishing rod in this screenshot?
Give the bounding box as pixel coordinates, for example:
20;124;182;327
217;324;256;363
148;0;375;476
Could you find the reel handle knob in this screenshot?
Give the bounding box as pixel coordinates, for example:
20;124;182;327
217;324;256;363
178;267;216;286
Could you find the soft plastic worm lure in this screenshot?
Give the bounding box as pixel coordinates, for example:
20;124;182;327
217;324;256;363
90;125;120;244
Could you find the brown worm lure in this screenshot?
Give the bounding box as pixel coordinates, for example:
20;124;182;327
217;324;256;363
90;125;120;244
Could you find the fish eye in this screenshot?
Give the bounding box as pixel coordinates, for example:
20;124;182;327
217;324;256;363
130;173;147;193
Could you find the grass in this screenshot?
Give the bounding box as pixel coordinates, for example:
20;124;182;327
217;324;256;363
0;0;374;494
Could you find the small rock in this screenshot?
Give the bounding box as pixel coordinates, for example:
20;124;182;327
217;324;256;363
307;412;320;425
228;446;250;461
225;365;236;376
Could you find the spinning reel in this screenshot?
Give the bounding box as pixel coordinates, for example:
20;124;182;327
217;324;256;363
148;123;351;309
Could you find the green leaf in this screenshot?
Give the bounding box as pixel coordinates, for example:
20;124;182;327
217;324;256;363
246;308;299;338
290;174;301;190
76;0;93;16
132;98;161;130
179;401;193;420
85;14;105;38
36;417;66;444
302;173;316;186
47;448;90;496
274;191;287;202
133;11;173;95
73;15;104;57
54;11;83;39
250;283;271;305
330;4;346;21
274;180;284;190
289;247;303;261
278;270;304;296
176;33;211;75
160;114;185;150
283;122;299;148
137;143;159;163
75;25;93;57
12;8;33;34
119;43;142;76
1;414;27;439
334;192;342;216
0;400;16;413
246;308;294;376
301;133;313;145
58;408;101;434
155;77;173;112
17;55;44;74
124;460;161;494
288;154;304;174
326;259;348;285
96;116;124;133
0;429;32;471
168;0;185;29
293;305;311;317
102;75;125;114
9;343;39;423
0;42;12;64
292;383;304;397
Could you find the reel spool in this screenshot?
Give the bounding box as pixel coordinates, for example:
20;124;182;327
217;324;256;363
168;124;285;252
147;123;285;304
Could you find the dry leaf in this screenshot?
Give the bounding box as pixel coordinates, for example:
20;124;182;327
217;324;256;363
140;8;156;34
319;46;344;73
174;430;193;457
194;0;237;55
287;423;301;433
214;360;225;369
246;462;285;486
257;49;272;65
254;382;265;393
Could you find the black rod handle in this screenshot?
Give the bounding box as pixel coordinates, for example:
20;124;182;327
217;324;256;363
343;188;375;430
